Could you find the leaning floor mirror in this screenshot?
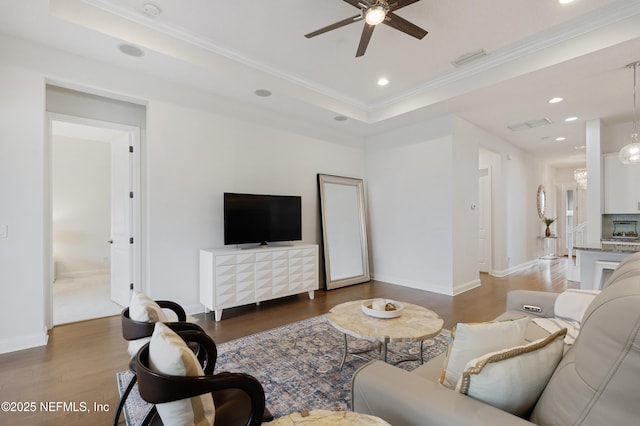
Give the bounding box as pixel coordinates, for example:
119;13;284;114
317;174;370;290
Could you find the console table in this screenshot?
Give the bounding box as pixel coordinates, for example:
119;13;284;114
537;236;558;260
200;244;318;321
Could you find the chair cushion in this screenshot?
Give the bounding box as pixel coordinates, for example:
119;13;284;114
456;328;566;417
439;317;529;388
128;292;170;357
149;322;215;426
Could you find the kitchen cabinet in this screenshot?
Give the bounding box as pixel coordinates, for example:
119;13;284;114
603;153;640;213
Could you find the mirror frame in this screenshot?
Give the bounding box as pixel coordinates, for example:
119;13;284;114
537;184;546;219
317;174;370;290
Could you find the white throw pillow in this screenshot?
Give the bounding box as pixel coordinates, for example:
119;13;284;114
127;292;170;357
149;322;215;426
439;317;529;389
129;291;169;322
456;328;566;417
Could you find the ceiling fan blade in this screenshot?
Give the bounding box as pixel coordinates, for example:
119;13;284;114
389;0;421;11
383;11;427;39
356;24;375;57
305;14;363;38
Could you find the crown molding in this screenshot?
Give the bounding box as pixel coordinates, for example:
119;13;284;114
368;0;640;114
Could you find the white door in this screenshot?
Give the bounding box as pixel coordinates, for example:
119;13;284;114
561;182;587;257
110;132;134;306
478;168;492;273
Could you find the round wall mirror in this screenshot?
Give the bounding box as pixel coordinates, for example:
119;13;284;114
537;185;546;219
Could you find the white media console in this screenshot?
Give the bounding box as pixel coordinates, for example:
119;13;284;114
199;244;319;321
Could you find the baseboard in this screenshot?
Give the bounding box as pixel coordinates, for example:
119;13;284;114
452;278;481;295
0;328;48;354
491;259;538;278
185;303;207;316
370;273;458;296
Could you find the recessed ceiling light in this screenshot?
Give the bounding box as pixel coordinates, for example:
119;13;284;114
254;89;272;97
142;3;161;17
565;116;578;122
117;44;145;57
334;115;348;122
377;77;389;86
555;137;567;141
558;0;575;4
574;145;586;150
548;97;564;104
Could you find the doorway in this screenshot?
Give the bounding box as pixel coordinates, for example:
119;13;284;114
560;182;587;257
478;167;492;273
49;116;140;325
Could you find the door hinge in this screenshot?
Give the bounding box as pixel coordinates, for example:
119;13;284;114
129;146;134;153
130;283;134;290
130;191;134;199
130;237;134;244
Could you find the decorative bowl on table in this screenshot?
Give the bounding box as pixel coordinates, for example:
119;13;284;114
361;299;404;319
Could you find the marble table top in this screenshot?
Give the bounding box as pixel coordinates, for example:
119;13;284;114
327;300;443;343
265;410;390;425
575;242;640;253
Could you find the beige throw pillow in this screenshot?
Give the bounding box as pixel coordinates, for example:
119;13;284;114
129;291;169;322
456;328;567;417
149;322;215;426
128;292;170;357
439;317;529;388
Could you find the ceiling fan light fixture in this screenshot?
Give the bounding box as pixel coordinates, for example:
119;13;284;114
620;61;640;164
365;4;387;25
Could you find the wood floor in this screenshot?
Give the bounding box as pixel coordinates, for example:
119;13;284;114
0;259;573;425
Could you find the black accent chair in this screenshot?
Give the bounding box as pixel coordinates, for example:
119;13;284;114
113;301;206;426
136;330;272;426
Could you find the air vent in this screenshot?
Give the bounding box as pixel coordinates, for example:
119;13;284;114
507;118;553;132
452;49;487;67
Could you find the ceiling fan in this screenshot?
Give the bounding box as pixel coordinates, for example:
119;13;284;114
304;0;428;57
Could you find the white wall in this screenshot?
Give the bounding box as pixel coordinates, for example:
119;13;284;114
145;101;365;305
451;118;481;292
52;136;110;278
365;115;541;294
463;120;540;275
0;34;365;353
0;33;545;353
0;65;48;353
366;117;456;294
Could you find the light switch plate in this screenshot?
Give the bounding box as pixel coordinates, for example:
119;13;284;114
0;225;7;239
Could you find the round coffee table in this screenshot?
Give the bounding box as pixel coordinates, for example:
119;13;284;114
328;300;443;368
265;409;390;425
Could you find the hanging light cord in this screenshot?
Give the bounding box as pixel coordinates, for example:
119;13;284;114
633;61;638;136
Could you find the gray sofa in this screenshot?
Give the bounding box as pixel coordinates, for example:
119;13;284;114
352;252;640;425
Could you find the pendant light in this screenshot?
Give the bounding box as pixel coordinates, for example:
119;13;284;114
619;61;640;164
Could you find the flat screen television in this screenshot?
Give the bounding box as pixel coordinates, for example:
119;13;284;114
223;192;302;245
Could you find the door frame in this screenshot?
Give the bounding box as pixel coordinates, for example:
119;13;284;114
478;167;493;274
45;113;141;329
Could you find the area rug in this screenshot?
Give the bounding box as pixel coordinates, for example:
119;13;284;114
116;314;450;425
